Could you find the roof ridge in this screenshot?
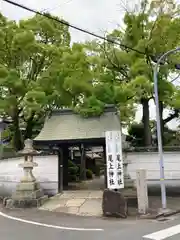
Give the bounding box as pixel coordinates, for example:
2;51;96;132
51;104;117;116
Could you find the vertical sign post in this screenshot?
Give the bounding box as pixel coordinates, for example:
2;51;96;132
105;131;124;189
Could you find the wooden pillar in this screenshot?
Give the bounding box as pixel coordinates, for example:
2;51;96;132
80;144;86;181
57;149;63;193
62;145;69;189
103;144;107;188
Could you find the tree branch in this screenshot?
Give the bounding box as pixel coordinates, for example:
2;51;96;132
100;41;129;80
163;109;179;125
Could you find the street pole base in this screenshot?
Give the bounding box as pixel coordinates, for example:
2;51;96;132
158;208;172;214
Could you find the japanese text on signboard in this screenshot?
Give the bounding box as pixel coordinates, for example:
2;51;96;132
105;131;124;189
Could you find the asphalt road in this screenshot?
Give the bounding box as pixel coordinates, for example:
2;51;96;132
1;208;180;240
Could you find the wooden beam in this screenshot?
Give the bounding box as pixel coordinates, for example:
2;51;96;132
57;149;63;193
80;143;86;181
62;146;69;189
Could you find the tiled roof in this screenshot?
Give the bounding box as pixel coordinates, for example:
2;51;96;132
34;105;121;141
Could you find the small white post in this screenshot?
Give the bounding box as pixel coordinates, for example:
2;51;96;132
136;169;149;215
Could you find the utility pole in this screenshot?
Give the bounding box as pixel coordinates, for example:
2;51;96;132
153;47;180;210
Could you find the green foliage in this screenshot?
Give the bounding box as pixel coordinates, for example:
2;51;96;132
68;160;76;168
171;88;180;108
68;160;79;182
68;161;93;181
128;122;145;146
79;0;180;143
1;127;11;140
86;169;93;179
68;166;79;175
94;165;101;176
163;126;178;146
0;13;92;149
74;95;105;117
0;65;8;78
1;0;180;150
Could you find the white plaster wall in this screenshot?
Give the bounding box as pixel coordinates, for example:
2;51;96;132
126;152;180;180
1;152;180;197
0;155;58;197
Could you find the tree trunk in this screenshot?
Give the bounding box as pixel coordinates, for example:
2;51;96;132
141;98;151;146
24;114;35;140
12;111;23;151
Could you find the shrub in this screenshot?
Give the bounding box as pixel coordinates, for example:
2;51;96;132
69;166;78;175
86;169;93;179
68;160;76;167
68;160;79;182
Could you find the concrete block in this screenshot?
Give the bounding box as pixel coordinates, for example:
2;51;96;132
79;199;102;216
88;191;103;199
67;207;79;214
66;198;85;207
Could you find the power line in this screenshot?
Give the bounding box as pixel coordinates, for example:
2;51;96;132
2;0;145;55
41;0;73;14
4;0;180;72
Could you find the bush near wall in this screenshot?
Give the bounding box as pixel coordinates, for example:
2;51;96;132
68;160;93;181
86;169;93;179
68;160;79;182
0;146;17;159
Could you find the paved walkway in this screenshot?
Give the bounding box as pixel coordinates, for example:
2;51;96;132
39;190;103;216
39;189;180;218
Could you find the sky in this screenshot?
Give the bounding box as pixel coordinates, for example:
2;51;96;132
0;0;180;132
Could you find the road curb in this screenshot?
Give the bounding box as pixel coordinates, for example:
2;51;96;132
139;209;180;219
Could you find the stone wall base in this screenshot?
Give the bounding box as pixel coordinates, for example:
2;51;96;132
4;195;48;208
12;188;44;200
124;178;134;188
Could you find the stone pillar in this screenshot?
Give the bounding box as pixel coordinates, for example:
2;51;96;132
136;169;149;215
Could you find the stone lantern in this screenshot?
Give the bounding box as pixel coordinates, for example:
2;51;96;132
5;139;48;208
18;139;40;183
